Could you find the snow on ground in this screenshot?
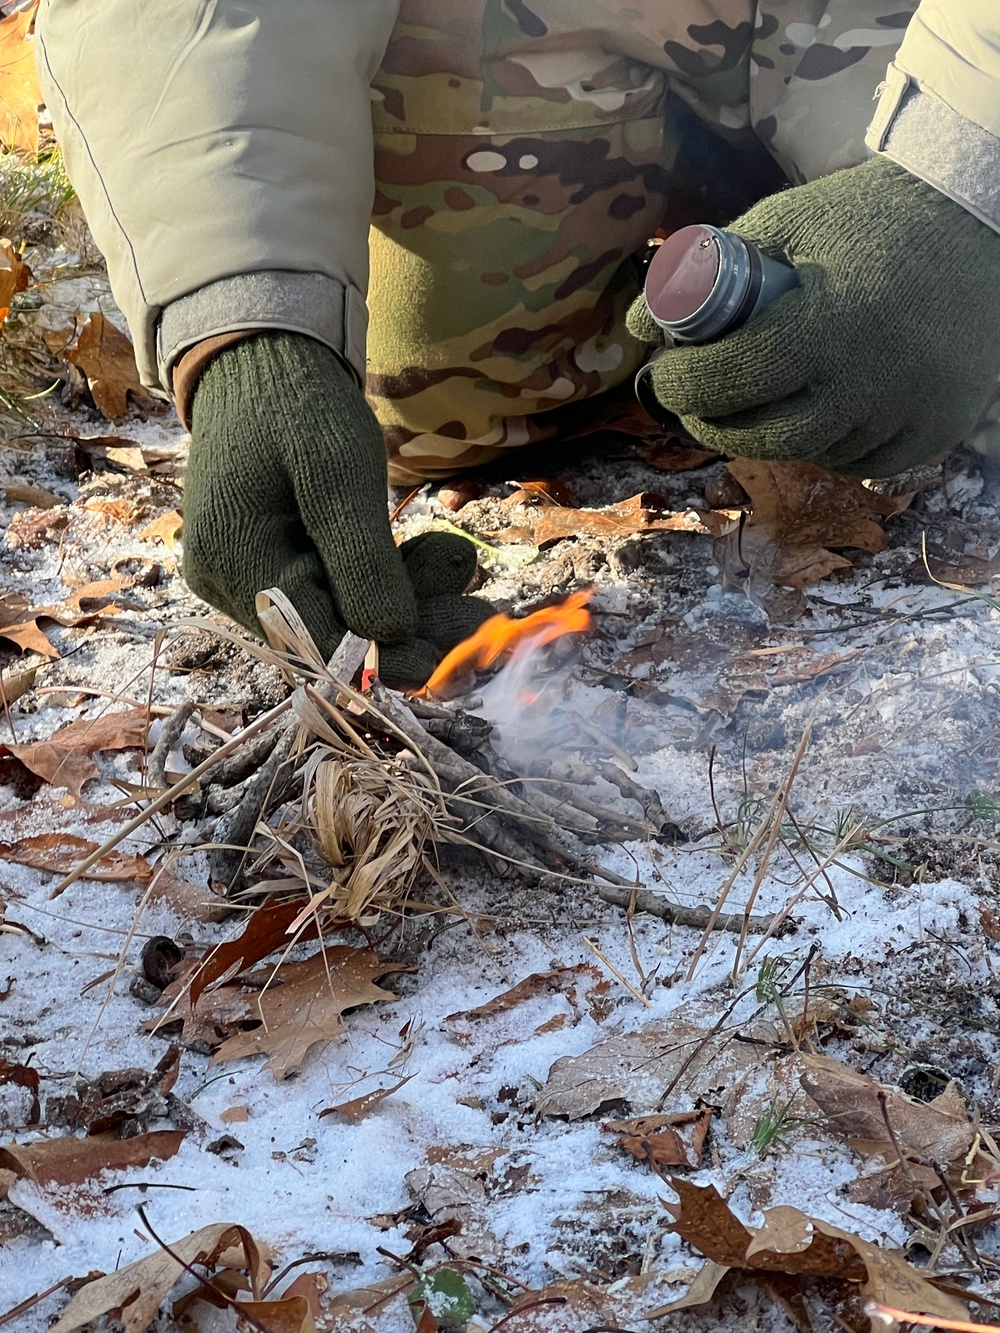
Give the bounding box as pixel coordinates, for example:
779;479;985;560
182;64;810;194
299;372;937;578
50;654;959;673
4;229;1000;1332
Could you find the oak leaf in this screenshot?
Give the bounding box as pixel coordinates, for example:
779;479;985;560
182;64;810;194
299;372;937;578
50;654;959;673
212;948;405;1078
727;458;912;589
65;314;155;420
647;1178;971;1328
48;1221;270;1333
0;12;40;155
7;705;149;797
0;1129;185;1187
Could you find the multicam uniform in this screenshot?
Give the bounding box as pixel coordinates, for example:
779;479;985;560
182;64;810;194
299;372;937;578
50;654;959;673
36;1;1000;481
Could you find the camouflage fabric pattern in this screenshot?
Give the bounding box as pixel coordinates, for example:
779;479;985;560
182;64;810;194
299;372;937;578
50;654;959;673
367;0;920;482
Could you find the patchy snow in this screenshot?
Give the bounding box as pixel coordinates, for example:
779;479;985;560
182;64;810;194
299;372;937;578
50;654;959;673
4;255;1000;1331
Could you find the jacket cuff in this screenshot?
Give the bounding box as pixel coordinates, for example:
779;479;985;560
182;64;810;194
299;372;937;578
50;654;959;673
156;269;369;390
866;65;1000;236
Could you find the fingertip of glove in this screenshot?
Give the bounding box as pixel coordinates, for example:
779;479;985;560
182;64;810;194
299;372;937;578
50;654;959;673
419;594;496;650
399;530;480;596
625;293;663;346
377;639;441;692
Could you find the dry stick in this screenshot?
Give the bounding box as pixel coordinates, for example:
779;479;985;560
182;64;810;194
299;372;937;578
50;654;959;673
50;696;298;897
206;634;371;893
207;728;301;890
147;700;194;790
594;882;781;933
594;760;676;833
377;686;780;931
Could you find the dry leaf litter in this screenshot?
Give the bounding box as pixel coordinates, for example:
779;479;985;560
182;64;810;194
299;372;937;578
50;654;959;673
6;58;1000;1333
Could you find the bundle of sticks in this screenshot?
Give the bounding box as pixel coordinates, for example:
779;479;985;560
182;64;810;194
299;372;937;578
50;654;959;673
51;608;783;935
192;632;778;935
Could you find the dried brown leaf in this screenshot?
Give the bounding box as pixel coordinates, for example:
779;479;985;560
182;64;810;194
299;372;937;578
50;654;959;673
0;832;151;882
445;966;595;1024
49;1221;266;1333
636;439;719;472
65;314;155;421
489;491;738;547
0;1057;39;1127
5;506;70;550
800;1054;978;1172
202;949;404;1079
320;1074;415;1123
534;1014;773;1120
3;483;60;508
727;459;912;588
7;706;149;797
212;950;402;1079
0;1129;185;1187
665;1178;755;1268
0;664;35;706
189;898;323;1007
644;1260;733;1317
0;13;40;154
659;1179;972;1327
603;1107;714;1170
138;509;183;547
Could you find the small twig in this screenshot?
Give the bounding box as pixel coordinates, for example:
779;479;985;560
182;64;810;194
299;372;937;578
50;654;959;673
867;1302;996;1331
51;696;296;896
0;1278;73;1329
876;1090;961;1270
583;935;652;1008
591;882;784;933
135;1204;272;1333
486;1297;569;1333
147;700;194;790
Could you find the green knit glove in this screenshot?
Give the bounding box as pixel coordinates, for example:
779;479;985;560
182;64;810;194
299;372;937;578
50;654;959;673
183;332;493;688
627;156;1000;475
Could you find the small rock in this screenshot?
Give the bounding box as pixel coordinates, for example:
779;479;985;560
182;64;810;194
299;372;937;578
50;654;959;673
704;470;748;509
438;479;482;512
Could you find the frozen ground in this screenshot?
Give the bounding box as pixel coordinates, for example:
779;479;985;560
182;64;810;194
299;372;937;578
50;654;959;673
3;223;1000;1333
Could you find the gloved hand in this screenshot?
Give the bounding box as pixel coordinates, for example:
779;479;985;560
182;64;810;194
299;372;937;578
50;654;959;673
183;331;494;689
627;156;1000;476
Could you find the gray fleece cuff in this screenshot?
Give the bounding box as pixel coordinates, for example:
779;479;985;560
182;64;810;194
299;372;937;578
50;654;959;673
867;66;1000;236
156;270;369;388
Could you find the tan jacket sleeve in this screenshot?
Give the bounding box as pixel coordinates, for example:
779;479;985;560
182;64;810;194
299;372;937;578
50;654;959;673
35;0;400;393
866;0;1000;234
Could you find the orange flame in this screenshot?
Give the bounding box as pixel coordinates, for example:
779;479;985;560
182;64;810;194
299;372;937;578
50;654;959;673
420;588;594;700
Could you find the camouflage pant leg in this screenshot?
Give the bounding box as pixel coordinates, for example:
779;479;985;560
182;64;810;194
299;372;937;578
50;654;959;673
369;0;920;484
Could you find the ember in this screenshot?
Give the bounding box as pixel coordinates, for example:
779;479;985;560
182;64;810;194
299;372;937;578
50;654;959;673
420;588;594;700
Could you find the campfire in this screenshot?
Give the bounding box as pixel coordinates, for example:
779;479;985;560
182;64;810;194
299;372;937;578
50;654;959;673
56;588;776;938
421;588;594;700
